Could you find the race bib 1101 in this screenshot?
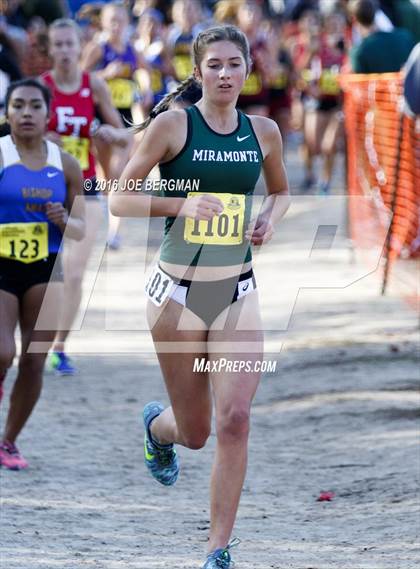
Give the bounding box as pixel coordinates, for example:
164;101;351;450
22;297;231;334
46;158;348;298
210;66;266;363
184;193;245;246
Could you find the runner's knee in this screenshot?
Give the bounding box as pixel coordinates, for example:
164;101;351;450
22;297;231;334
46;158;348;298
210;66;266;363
305;138;319;156
65;273;84;292
18;353;46;376
182;426;211;450
321;140;335;156
0;345;16;373
216;406;250;441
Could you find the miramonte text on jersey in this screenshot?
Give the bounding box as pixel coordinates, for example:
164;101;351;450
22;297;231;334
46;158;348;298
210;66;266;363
192;149;260;163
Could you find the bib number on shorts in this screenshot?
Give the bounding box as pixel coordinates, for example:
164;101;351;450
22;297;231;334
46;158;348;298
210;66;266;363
61;136;90;171
107;78;135;109
145;265;174;307
184;193;245;246
0;222;48;263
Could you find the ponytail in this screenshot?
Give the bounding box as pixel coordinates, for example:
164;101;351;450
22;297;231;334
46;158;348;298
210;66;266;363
133;75;197;133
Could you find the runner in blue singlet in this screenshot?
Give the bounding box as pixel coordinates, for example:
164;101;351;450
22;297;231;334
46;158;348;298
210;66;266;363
0;79;85;470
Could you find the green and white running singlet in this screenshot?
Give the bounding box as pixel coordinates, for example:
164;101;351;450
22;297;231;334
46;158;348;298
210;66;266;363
159;105;263;266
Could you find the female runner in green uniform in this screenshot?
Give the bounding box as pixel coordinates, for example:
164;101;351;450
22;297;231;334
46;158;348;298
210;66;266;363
111;25;289;569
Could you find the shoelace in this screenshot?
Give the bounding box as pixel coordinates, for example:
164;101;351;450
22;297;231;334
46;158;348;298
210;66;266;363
1;441;18;455
155;445;175;467
60;353;71;365
210;538;241;568
207;551;229;569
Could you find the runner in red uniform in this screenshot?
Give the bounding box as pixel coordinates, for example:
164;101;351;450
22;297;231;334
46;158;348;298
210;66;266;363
43;71;97;183
40;19;129;376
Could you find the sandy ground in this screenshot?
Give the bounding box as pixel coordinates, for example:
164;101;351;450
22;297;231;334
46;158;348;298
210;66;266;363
1;146;419;569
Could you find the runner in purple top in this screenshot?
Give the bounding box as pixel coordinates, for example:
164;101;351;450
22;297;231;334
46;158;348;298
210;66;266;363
82;2;152;126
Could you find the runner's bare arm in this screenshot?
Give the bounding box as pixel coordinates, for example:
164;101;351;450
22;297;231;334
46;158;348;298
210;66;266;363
90;74;132;146
245;116;290;245
134;51;153;105
110;111;223;219
110;112;184;217
46;151;85;241
80;41;103;72
90;74;124;129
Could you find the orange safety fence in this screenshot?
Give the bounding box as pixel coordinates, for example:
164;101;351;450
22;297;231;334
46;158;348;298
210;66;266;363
340;72;419;297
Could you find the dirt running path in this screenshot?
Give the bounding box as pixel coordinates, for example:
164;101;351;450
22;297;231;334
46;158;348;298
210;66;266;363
1;150;419;569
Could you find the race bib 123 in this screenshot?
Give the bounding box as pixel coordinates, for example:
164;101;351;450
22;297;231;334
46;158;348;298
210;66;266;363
0;222;48;263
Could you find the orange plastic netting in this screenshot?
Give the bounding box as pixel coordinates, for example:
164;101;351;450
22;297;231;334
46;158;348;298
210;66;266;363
341;72;419;269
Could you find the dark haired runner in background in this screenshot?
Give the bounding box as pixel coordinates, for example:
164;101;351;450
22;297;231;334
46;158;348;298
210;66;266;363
0;78;84;470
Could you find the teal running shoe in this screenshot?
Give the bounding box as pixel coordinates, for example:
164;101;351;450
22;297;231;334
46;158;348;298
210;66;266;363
49;351;76;376
202;538;240;568
143;401;179;486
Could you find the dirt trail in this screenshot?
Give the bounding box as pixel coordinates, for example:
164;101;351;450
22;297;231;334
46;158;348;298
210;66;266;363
1;149;419;569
